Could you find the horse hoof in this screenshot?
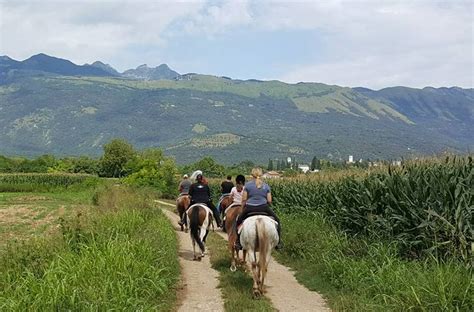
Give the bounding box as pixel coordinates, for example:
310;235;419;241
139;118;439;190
252;289;261;298
230;264;237;272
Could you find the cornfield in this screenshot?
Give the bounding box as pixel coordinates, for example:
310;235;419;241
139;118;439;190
0;173;99;191
210;156;473;262
268;156;473;261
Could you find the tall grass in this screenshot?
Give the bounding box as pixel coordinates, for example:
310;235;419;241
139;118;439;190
0;173;100;192
0;185;179;310
276;211;473;311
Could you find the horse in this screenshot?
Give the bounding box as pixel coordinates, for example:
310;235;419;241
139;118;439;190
186;203;213;261
176;194;191;231
223;202;245;271
240;216;279;297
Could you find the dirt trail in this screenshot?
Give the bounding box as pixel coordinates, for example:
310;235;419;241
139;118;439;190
156;200;330;312
160;207;224;312
213;222;330;312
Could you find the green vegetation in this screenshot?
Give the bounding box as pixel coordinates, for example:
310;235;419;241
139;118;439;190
206;156;472;310
2;73;471;164
276;212;473;311
0;184;179;310
270;156;473;261
206;233;274;311
0;173;100;192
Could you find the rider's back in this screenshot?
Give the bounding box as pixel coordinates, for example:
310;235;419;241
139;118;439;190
189;182;210;204
244;180;270;206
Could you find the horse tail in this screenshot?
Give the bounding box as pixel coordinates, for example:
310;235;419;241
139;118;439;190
256;218;267;272
190;206;205;251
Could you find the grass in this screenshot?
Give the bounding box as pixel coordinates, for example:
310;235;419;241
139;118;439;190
206;232;275;312
275;211;474;311
0;190;96;247
0;185;180;310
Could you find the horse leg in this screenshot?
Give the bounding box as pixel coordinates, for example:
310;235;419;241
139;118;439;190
191;236;198;261
251;261;261;297
199;226;207;258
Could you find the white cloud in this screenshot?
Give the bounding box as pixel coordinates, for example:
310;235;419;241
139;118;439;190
0;0;472;87
0;0;204;70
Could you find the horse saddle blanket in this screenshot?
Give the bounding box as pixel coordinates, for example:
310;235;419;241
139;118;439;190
186;203;212;215
223;203;240;215
237;215;278;234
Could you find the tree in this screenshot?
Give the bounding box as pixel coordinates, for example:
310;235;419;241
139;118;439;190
186;156;225;178
267;159;274;171
310;156;321;171
99;139;136;177
123;148;178;198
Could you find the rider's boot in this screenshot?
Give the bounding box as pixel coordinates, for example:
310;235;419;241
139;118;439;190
275;224;283;250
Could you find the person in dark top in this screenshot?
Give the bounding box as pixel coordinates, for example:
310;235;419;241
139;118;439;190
235;167;282;250
187;174;222;227
221;175;234;194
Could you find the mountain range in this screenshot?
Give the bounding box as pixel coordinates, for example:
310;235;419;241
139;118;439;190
0;53;472;164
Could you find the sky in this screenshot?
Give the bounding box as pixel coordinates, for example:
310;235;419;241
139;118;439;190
0;0;472;89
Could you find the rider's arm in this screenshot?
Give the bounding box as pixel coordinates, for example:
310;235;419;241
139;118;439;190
266;192;272;205
241;189;248;209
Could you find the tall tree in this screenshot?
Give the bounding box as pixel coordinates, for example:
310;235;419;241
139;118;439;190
267;159;274;171
311;156;321;171
99;138;136;177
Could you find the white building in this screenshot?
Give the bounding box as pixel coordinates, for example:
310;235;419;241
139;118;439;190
348;155;354;163
298;164;310;173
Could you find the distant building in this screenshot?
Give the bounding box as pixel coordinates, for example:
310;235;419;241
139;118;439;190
263;171;281;179
348;155;354;163
298;164;310;173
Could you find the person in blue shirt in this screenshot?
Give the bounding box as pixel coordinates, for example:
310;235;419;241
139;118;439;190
235;167;282;250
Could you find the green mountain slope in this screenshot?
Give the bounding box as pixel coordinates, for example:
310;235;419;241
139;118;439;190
0;73;472;164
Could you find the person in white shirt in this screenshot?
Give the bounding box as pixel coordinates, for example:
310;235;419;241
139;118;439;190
230;174;245;205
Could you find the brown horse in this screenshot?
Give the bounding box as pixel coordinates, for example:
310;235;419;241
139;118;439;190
176;195;190;231
223;202;245;271
219;195;233;217
186;203;213;261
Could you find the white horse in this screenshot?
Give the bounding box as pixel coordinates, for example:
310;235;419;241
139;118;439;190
240;216;279;297
186;203;213;261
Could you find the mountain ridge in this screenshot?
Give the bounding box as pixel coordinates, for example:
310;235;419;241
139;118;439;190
0;54;472;164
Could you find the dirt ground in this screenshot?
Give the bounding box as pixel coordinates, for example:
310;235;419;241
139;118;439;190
156;200;330;312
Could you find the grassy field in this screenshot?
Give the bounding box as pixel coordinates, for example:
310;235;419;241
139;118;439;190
276;211;473;311
0;190;94;249
0;178;180;310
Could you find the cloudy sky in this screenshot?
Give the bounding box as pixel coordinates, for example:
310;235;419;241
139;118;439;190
0;0;472;89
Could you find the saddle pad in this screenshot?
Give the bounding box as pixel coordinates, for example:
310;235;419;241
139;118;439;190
237;216;278;234
186;203;211;215
223;203;240;215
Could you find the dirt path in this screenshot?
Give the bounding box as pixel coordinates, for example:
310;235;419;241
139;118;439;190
159;206;224;311
156;200;330;312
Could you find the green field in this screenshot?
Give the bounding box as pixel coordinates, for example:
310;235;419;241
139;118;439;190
0;178;179;310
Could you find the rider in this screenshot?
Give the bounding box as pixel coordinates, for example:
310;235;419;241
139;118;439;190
221;175;234;194
178;174;192;195
188;173;222;227
229;174;245;206
235;168;282;250
222;175;245;231
217;175;234;215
